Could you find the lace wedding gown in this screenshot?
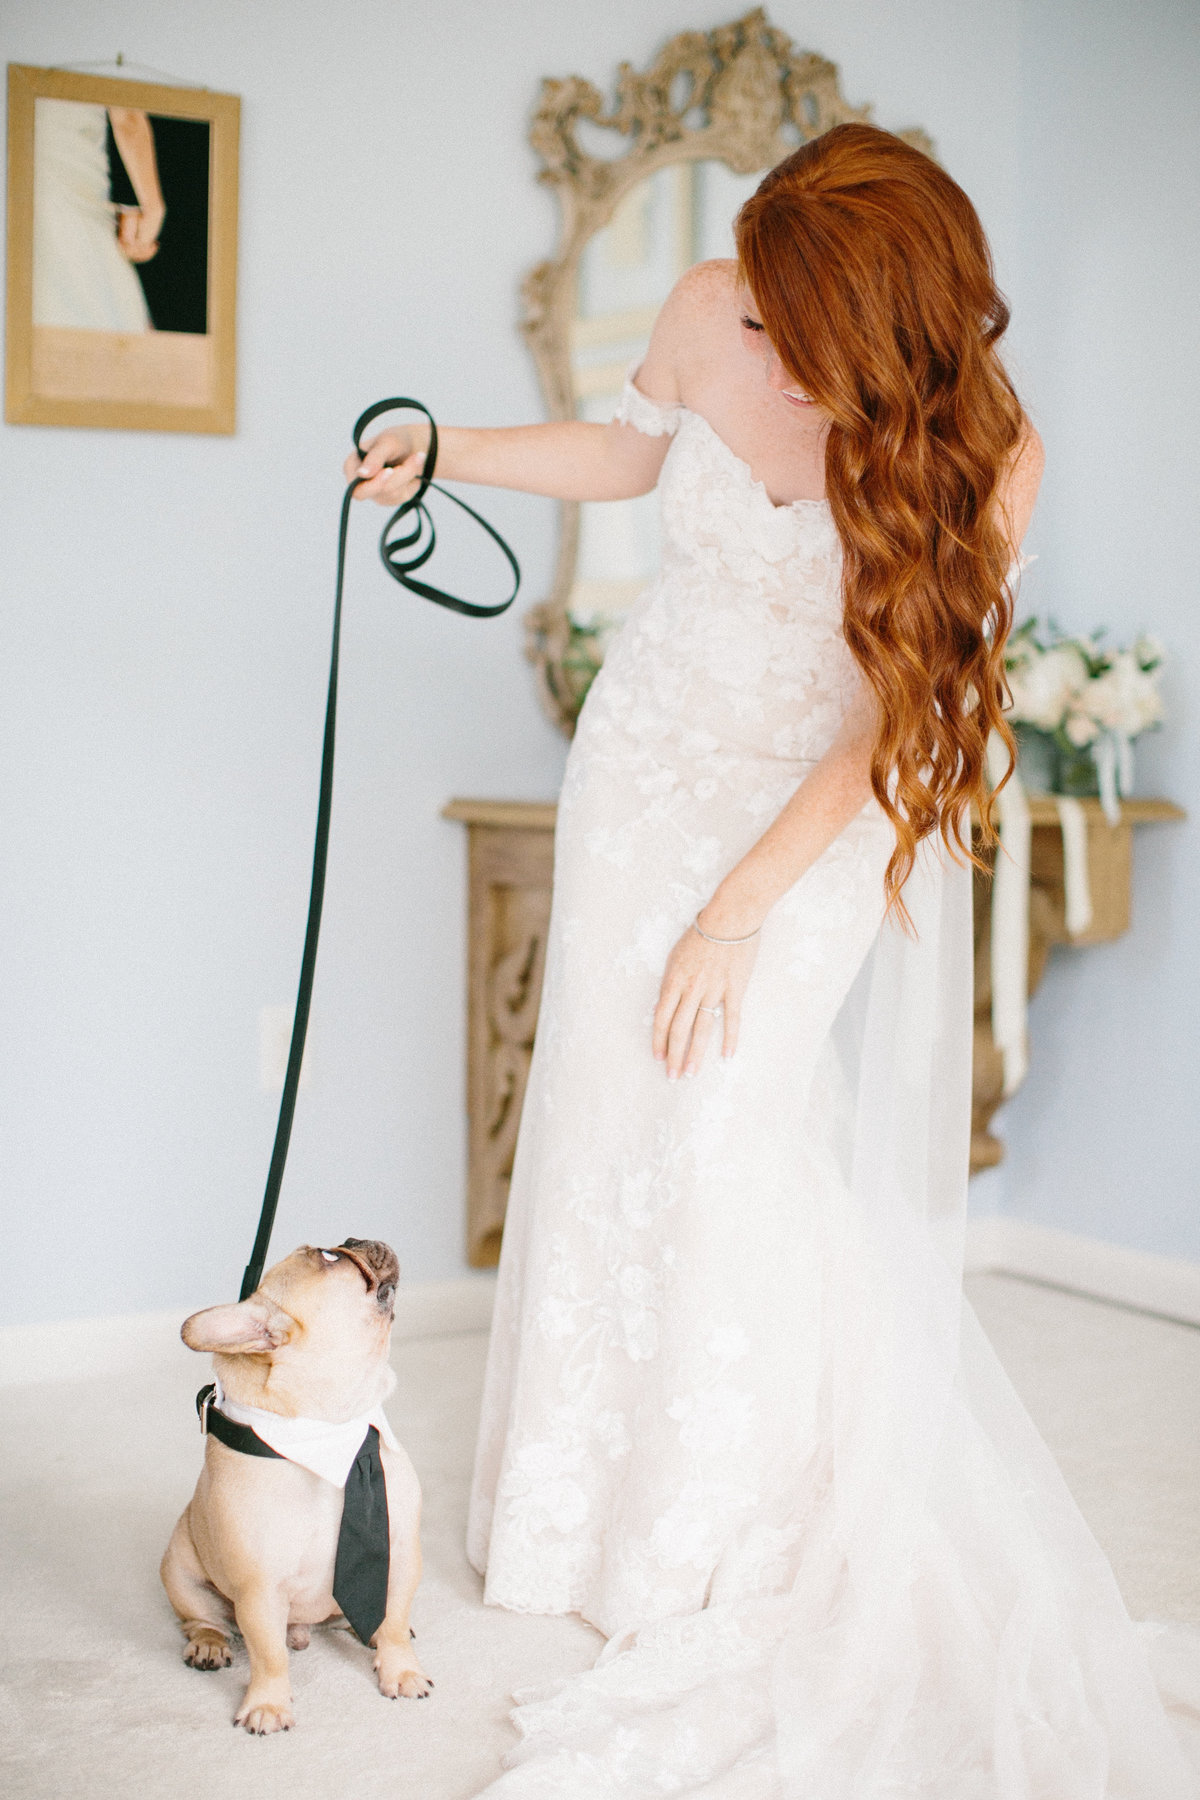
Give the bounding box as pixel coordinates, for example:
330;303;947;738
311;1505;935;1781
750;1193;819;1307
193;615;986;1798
466;375;1197;1798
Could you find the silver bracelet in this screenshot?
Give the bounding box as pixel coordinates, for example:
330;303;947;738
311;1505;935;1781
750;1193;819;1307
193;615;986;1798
692;916;761;947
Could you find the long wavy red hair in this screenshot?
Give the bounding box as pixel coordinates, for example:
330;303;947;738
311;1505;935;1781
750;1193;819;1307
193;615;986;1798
736;123;1023;913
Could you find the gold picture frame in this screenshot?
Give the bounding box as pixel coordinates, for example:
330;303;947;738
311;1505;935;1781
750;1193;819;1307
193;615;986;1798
5;63;239;433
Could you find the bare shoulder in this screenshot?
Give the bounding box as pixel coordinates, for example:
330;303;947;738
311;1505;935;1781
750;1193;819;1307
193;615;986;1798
1000;416;1045;549
636;261;740;402
1012;417;1046;485
674;258;739;304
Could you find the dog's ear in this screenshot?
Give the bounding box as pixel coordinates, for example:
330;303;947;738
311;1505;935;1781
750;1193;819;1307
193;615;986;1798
181;1297;295;1355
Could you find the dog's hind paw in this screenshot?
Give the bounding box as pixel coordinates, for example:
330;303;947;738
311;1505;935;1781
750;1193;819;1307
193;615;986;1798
234;1699;294;1735
184;1628;233;1671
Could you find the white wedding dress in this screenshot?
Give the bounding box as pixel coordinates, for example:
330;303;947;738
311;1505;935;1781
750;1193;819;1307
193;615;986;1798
33;99;151;334
466;374;1198;1797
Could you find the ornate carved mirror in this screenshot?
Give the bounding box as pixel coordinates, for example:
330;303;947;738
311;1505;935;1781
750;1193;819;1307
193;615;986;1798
520;7;932;733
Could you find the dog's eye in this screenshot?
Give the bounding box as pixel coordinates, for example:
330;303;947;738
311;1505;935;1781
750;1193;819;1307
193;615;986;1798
319;1250;341;1265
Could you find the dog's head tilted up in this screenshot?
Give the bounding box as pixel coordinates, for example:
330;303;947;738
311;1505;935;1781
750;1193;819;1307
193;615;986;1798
181;1238;400;1421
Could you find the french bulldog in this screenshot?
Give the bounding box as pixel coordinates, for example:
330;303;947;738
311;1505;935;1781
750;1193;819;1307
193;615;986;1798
161;1238;430;1733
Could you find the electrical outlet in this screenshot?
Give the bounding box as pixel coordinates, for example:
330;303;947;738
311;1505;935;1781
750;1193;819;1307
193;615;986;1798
258;1005;314;1093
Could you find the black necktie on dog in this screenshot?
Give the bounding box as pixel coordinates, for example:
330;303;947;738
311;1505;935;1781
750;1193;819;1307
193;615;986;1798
332;1426;390;1646
197;1387;390;1645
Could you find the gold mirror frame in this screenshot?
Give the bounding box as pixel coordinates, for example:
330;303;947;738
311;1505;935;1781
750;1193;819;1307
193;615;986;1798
520;7;933;734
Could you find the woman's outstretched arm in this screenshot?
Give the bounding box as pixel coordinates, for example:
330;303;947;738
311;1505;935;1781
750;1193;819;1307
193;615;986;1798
346;416;669;506
344;267;693;506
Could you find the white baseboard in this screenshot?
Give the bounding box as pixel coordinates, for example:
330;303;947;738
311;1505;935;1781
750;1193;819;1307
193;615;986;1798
0;1307;193;1389
3;1230;1194;1389
965;1216;1200;1327
394;1275;497;1342
0;1275;499;1390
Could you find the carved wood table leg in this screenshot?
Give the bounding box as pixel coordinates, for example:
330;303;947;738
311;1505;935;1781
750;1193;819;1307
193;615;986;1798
443;802;557;1266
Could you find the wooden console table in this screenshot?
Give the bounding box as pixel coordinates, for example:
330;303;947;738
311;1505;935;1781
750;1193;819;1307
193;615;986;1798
445;795;1184;1265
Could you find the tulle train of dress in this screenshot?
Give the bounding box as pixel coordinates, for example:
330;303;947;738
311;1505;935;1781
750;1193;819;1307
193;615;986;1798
466;374;1199;1797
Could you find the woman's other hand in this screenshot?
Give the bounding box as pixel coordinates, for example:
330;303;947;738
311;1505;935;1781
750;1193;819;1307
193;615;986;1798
108;110;165;264
115;203;164;262
345;428;431;506
652;920;760;1079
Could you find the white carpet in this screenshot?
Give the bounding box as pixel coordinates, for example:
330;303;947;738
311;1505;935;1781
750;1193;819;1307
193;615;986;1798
1;1273;1197;1797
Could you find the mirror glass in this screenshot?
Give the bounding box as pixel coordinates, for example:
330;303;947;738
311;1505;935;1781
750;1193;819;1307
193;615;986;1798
566;160;766;639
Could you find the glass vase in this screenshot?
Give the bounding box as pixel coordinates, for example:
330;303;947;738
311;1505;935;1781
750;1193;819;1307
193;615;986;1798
1054;739;1101;798
1012;724;1059;794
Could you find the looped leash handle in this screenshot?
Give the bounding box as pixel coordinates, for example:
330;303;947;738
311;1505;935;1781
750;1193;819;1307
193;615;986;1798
351;398;520;618
237;401;519;1301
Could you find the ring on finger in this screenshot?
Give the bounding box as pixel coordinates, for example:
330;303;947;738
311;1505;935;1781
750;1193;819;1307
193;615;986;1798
697;1004;722;1016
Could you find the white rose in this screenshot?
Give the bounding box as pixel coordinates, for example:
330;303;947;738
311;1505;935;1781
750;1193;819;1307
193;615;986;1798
1006;643;1088;731
1064;709;1099;747
1087;653;1164;736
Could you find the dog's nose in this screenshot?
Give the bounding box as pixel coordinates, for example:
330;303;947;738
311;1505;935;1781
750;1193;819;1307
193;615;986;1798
337;1238;399;1294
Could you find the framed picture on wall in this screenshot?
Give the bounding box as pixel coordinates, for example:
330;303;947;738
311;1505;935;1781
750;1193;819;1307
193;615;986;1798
4;63;239;433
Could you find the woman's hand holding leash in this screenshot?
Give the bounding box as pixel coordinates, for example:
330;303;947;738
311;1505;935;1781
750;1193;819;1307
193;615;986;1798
346;429;431;507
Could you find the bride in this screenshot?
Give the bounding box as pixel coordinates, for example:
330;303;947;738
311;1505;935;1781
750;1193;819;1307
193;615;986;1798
350;124;1194;1799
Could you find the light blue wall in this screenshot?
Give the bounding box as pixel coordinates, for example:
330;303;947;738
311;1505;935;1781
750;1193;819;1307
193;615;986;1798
984;0;1200;1258
1;0;574;1325
2;0;1191;1328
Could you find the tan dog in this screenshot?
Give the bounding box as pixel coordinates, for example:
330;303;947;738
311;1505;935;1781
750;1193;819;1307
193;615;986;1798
161;1238;430;1733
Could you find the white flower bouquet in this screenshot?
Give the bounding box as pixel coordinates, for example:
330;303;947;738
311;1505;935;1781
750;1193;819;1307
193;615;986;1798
1003;620;1165;819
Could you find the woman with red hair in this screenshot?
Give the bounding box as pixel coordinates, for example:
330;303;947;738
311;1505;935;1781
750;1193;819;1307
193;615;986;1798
352;124;1192;1799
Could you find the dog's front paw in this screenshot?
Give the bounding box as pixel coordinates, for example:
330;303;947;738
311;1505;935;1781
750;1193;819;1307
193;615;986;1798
375;1645;433;1700
234;1697;294;1735
184;1628;232;1671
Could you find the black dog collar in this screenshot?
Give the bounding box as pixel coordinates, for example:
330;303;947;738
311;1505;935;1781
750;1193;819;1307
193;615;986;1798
196;1382;283;1459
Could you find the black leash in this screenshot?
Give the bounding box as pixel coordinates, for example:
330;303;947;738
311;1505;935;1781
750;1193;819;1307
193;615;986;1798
238;400;519;1302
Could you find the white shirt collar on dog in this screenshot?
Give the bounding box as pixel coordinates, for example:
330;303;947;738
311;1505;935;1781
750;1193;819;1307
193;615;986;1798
212;1376;399;1488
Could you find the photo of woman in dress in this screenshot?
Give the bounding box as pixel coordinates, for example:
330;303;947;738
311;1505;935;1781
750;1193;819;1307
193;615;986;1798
32;97;210;338
349;122;1195;1797
32;98;159;334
